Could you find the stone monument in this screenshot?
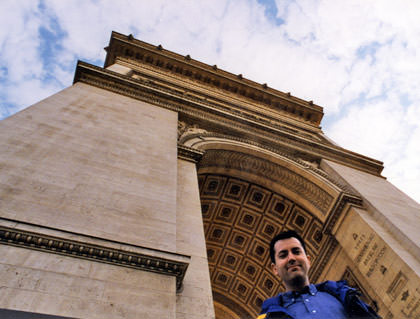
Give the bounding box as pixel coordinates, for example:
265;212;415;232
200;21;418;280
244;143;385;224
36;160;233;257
1;31;419;319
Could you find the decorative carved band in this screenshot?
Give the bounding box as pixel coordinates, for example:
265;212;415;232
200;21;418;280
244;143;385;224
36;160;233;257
106;32;323;126
177;144;204;163
310;235;338;282
74;61;384;176
180;127;361;198
0;226;189;291
199;149;334;213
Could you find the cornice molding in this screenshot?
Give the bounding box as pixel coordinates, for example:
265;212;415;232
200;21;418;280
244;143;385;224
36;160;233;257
0;226;189;291
177;144;204;163
105;31;323;127
73;61;384;176
116;55;320;134
323;193;364;234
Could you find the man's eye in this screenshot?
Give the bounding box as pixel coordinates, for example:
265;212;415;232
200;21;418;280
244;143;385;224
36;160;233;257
279;253;287;259
292;249;301;255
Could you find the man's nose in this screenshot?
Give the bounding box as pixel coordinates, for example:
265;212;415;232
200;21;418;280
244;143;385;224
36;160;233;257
287;252;297;263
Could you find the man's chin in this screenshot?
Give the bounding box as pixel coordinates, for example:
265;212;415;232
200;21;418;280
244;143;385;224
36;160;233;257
289;274;306;288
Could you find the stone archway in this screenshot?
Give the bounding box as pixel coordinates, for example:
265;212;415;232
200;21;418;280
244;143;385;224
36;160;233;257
181;133;360;318
199;171;324;317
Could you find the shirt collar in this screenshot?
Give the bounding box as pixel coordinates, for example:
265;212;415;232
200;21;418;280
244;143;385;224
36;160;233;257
308;284;317;295
280;284;318;307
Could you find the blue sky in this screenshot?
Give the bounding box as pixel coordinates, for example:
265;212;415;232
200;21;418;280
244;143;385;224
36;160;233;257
1;0;419;203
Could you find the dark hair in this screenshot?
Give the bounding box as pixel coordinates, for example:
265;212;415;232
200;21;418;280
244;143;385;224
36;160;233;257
269;230;307;263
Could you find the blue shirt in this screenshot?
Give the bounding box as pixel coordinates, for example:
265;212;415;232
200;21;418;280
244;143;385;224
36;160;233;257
280;284;348;319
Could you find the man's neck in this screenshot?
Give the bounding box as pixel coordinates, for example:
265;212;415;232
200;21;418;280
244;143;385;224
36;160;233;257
286;282;311;293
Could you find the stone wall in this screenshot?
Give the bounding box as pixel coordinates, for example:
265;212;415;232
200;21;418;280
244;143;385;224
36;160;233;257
321;160;420;319
0;245;176;318
0;82;178;252
0;83;211;318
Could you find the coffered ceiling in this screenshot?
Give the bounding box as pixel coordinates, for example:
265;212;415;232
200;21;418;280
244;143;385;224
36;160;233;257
199;173;330;318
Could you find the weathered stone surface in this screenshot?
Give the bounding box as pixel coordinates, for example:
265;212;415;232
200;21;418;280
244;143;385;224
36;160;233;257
322;159;420;262
0;245;176;318
176;159;215;319
0;81;183;318
321;158;420;319
330;206;420;318
0;82;178;252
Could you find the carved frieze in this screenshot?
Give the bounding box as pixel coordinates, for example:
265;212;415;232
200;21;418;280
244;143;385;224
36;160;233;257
74;61;384;176
0;226;189;291
199;149;334;214
105;32;323;127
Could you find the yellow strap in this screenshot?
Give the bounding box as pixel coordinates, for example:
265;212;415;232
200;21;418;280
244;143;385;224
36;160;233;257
256;314;267;319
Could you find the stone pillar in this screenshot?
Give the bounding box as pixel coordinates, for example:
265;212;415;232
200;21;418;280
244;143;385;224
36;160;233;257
176;158;215;319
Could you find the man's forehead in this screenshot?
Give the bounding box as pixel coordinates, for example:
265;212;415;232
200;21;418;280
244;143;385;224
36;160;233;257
274;237;303;250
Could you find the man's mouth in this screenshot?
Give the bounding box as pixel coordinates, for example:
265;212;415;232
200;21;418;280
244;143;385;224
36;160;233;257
288;265;301;272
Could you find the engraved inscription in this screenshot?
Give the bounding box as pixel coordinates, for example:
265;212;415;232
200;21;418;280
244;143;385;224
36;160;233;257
354;233;366;250
401;288;420;318
402;290;410;301
380;265;387;275
366;246;386;278
355;233;374;264
364;243;378;266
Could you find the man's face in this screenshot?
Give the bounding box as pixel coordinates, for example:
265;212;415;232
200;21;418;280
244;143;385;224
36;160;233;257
271;237;311;291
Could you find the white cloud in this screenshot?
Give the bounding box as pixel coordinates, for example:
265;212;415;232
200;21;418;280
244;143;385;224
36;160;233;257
328;96;408;160
0;1;43;82
327;92;420;203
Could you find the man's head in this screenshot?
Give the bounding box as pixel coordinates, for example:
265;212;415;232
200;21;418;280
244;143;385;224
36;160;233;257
270;230;311;292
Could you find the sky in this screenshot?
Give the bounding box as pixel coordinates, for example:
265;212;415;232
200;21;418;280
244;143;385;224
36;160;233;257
0;0;419;204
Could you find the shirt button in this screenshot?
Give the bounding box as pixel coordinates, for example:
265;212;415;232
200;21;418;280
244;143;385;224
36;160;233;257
305;299;309;302
312;310;316;313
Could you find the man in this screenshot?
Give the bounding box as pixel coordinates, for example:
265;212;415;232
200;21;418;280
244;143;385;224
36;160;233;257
257;230;380;319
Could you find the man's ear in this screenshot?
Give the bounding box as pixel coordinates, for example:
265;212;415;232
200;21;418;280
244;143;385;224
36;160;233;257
271;262;278;276
307;254;312;266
